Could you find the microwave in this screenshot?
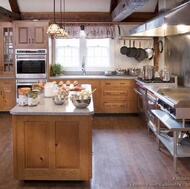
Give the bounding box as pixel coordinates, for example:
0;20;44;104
15;49;47;79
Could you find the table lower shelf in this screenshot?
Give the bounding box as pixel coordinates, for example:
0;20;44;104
158;133;190;158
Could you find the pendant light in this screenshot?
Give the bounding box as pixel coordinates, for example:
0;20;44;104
80;25;86;38
55;0;69;38
47;0;60;35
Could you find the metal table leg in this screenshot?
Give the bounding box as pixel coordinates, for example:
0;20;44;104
173;131;178;173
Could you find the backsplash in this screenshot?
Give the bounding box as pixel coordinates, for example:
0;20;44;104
165;34;190;86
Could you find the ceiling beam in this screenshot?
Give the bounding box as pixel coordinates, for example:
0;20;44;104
121;12;158;22
21;12;112;23
0;6;21;21
9;0;20;15
110;0;119;12
112;0;150;22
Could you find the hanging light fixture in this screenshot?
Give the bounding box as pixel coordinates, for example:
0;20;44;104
47;0;60;35
55;0;69;38
80;25;86;38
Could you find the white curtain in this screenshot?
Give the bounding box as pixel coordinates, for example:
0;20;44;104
64;24;114;39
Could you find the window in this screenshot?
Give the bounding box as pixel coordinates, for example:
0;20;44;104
55;39;80;68
86;38;111;68
55;38;114;71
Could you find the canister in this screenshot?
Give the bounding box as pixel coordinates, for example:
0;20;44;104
18;87;31;106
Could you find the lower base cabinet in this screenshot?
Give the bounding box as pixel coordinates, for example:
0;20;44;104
100;79;137;113
0;79;16;111
48;78;137;113
12;115;92;180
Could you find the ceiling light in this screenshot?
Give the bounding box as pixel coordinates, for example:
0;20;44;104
47;0;60;35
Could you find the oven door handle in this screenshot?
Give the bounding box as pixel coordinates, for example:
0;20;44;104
134;88;142;96
148;100;154;105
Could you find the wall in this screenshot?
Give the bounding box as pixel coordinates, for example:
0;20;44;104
164;34;190;86
113;25;154;72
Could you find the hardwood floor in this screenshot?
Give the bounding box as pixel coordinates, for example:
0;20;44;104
1;113;190;189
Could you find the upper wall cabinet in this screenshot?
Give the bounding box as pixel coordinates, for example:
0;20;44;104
0;22;14;76
13;21;49;49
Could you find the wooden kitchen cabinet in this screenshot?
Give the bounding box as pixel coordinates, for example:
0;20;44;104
48;78;137;113
14;21;49;49
12;115;92;180
100;79;137;113
0;22;14;76
0;79;16;111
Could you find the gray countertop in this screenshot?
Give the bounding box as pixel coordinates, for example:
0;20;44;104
10;84;94;116
49;75;137;80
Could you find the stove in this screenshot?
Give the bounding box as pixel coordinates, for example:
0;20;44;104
155;87;190;119
136;75;178;87
138;77;174;83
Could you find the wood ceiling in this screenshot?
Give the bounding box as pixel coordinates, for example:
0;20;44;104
0;0;159;23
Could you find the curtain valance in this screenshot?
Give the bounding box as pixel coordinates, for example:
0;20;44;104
64;24;114;39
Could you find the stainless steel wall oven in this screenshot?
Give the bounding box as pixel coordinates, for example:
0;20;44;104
15;49;47;79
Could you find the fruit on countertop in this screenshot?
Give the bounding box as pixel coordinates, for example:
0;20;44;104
69;86;85;91
58;80;64;86
73;80;78;86
66;80;71;86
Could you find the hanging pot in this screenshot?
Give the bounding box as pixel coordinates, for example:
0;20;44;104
145;40;154;60
120;40;128;55
135;41;147;62
127;40;138;57
145;48;154;60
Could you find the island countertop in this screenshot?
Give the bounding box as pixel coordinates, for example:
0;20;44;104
10;84;94;116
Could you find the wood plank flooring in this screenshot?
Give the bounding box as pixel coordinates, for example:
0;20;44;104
1;113;190;189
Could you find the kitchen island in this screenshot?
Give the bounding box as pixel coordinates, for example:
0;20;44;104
10;85;93;181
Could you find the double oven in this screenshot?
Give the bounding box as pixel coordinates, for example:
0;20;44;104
15;49;47;100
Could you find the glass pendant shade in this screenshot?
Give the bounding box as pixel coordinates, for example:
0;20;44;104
47;23;60;34
55;27;69;38
47;0;61;35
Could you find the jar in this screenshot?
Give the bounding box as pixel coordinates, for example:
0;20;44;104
18;87;31;106
27;91;39;106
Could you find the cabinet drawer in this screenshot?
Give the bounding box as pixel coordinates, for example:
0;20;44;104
101;80;131;87
1;81;13;86
100;100;130;113
101;90;130;99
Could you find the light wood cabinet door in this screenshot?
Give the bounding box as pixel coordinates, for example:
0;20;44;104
14;21;48;49
0;22;14;76
13;115;92;180
0;80;16;111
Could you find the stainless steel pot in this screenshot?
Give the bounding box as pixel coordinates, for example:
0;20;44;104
142;65;155;80
104;70;116;76
116;68;126;76
128;68;141;76
160;67;170;81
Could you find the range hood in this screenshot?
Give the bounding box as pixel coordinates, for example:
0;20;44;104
130;1;190;37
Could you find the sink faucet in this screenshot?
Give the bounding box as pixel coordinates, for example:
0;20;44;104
81;56;86;75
